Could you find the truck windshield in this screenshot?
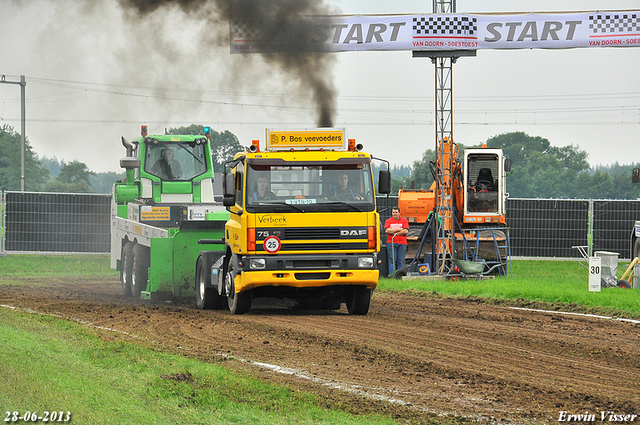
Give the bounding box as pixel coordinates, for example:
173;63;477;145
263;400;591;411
144;143;208;181
246;162;375;212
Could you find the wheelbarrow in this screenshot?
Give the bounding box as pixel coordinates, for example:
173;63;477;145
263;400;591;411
451;259;486;280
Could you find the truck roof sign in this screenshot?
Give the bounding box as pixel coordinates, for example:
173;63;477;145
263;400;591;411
266;128;347;151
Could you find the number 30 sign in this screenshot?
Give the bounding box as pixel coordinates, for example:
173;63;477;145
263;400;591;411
589;256;601;292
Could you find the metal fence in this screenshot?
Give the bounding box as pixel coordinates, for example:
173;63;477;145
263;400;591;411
508;198;640;260
1;191;638;259
1;191;111;254
377;196;639;260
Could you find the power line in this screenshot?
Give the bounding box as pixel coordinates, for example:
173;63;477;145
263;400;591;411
1;76;638;126
22;76;640;109
0;116;636;127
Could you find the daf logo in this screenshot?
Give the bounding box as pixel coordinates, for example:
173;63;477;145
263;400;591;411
341;229;367;236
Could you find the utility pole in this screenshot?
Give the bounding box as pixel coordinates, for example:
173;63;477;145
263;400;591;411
412;1;475;274
0;75;27;191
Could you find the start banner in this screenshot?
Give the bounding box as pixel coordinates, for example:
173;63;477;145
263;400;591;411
231;11;640;53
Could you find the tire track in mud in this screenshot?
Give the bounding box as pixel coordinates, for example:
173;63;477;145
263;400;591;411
2;277;640;423
237;298;640;420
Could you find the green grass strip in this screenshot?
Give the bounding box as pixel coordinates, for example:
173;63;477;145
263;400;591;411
0;308;396;425
0;254;117;277
378;260;640;318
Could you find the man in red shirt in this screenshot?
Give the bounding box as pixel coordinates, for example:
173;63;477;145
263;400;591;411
384;207;410;277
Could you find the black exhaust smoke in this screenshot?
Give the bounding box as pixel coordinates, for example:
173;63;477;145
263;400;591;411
118;0;338;127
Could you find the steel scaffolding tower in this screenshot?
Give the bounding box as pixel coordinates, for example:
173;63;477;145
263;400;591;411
413;0;475;274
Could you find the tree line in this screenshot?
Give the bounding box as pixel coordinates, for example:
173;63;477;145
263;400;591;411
0;124;244;193
383;131;640;200
1;124;638;199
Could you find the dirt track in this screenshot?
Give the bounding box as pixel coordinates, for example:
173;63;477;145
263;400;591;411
2;276;640;424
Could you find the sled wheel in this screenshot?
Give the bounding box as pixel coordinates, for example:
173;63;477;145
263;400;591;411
121;242;134;297
196;254;227;310
131;244;149;297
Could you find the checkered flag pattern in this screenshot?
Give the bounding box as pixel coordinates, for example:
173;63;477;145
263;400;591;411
413;16;478;36
589;14;640;34
232;21;262;40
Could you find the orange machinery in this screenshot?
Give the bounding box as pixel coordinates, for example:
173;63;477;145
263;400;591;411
397;139;509;270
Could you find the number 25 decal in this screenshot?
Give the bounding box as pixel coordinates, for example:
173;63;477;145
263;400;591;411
263;236;281;254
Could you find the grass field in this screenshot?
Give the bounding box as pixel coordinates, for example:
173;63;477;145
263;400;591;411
1;254;639;424
0;254;116;276
378;259;640;319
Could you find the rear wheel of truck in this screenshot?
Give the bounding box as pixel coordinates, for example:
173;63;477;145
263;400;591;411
196;255;227;310
346;286;372;315
121;242;134;297
225;261;252;314
131;244;149;297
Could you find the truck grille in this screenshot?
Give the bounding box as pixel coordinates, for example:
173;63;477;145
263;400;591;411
255;226;370;252
288;242;368;251
258;242;368;252
284;228;340;239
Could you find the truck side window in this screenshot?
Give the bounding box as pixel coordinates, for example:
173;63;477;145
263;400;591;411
236;169;244;209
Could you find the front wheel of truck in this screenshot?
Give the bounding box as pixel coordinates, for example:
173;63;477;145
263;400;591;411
225;261;252;314
346;286;372;315
196;255;227;310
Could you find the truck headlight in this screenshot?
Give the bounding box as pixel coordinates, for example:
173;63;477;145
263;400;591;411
249;258;266;270
358;257;374;268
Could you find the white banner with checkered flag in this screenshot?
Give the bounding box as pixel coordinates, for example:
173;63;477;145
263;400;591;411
231;11;640;53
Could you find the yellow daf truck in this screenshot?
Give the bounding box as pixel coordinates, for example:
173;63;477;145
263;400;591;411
196;128;390;315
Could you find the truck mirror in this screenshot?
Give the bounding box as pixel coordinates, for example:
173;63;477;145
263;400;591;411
378;170;391;194
223;172;236;197
633;168;640;184
504;157;512;173
119;157;140;170
223;196;235;207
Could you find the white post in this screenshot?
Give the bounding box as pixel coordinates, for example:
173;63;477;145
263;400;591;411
589;256;601;292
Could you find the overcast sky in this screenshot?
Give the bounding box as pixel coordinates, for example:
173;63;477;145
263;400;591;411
1;0;639;176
